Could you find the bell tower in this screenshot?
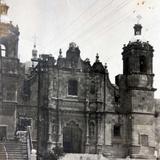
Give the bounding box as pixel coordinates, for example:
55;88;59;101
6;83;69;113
122;23;154;90
0;0;19;58
0;0;20;139
116;23;156;159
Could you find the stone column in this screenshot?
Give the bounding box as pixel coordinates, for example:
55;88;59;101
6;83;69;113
58;100;63;147
58;113;63;147
97;114;102;146
86;113;89;145
47;113;53;150
85;113;90;153
0;56;2;108
48;121;52;142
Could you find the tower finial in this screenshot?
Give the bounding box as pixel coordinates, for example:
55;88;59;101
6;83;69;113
134;22;142;36
58;48;63;58
32;36;38;60
33;34;37;49
96;53;99;62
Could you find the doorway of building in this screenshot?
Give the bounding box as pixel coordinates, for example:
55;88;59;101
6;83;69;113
63;121;82;153
0;126;7;140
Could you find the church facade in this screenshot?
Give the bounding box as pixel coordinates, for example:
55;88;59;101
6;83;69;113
0;1;160;160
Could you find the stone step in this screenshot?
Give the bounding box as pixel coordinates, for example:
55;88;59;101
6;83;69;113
60;154;157;160
61;154;106;160
0;140;28;160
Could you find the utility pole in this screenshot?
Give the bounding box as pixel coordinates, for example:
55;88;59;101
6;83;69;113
37;60;41;160
32;54;51;160
32;57;41;160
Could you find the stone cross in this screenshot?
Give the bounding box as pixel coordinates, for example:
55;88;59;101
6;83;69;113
137;14;142;24
33;34;37;47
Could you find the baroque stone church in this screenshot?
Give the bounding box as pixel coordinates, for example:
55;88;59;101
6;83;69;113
0;1;160;160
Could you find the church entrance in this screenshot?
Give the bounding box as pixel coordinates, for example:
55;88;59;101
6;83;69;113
0;126;7;140
63;121;82;153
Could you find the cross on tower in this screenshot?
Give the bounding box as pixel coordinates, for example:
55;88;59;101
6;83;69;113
33;34;37;48
137;14;142;24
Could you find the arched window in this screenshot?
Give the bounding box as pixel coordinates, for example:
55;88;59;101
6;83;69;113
113;125;121;137
90;81;95;94
0;44;6;57
68;79;78;96
140;134;148;146
124;57;129;74
140;56;147;73
89;122;95;137
23;80;30;96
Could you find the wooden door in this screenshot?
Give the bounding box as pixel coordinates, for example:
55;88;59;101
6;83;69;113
63;121;82;153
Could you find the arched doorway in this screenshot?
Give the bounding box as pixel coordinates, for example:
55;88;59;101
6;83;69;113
0;126;7;140
63;121;82;153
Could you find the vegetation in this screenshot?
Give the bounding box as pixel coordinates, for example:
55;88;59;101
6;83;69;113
44;146;64;160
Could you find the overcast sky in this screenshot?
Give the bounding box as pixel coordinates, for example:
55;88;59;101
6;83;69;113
4;0;160;98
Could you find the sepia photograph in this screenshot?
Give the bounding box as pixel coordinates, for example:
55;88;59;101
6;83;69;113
0;0;160;159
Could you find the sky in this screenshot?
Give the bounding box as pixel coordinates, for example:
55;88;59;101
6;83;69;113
4;0;160;98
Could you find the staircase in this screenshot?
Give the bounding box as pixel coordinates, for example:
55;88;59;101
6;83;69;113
0;140;28;160
60;154;157;160
60;154;107;160
0;143;7;160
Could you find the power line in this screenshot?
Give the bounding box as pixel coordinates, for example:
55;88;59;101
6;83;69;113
46;0;99;47
53;0;131;50
93;12;132;40
52;0;126;49
49;0;115;49
81;1;134;42
63;0;99;30
71;0;132;43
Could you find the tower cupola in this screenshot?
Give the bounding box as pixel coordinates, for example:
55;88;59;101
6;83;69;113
122;23;153;75
134;23;142;36
121;23;155;90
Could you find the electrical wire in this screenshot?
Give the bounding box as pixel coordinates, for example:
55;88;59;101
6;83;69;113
72;0;133;43
53;0;132;50
47;0;115;49
46;0;99;46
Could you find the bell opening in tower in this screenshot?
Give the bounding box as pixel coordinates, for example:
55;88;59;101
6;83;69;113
139;55;147;73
